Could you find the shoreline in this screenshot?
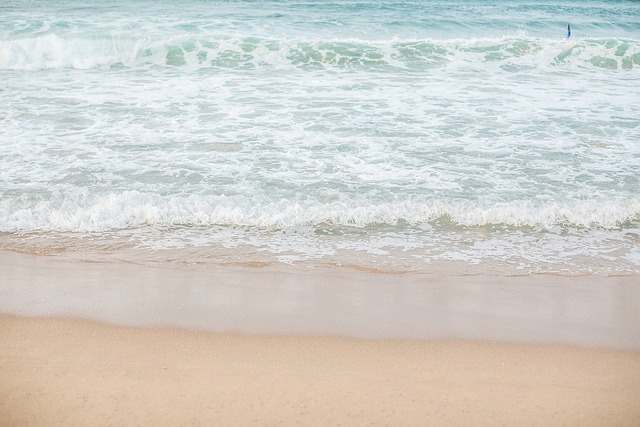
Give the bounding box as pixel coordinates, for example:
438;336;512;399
2;314;640;426
1;250;639;348
2;250;640;425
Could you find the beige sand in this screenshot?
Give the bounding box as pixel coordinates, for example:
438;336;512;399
2;251;640;425
1;314;640;426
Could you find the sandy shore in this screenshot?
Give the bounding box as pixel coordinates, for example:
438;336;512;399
2;315;640;426
2;251;640;347
1;250;640;425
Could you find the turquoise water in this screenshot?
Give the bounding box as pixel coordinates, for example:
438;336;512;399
1;0;639;274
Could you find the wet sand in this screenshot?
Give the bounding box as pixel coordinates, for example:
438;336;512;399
1;250;640;425
1;251;639;347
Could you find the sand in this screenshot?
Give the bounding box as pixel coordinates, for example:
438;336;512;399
2;251;640;347
1;250;640;425
1;315;640;426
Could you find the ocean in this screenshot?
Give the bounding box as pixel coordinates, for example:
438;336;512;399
1;0;639;275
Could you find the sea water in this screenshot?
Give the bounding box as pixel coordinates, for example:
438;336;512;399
1;0;639;275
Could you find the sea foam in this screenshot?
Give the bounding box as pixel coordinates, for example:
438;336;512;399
1;191;638;232
2;0;640;274
2;34;640;71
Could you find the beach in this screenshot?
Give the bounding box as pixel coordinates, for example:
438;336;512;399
2;0;640;424
2;250;640;425
2;316;640;427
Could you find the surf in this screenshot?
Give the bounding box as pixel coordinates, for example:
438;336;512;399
3;34;640;71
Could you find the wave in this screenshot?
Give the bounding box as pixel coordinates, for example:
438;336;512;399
1;191;638;232
2;33;640;71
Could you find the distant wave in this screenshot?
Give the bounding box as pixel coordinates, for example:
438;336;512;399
2;34;639;71
1;191;638;232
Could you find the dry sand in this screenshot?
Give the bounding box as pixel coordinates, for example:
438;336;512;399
1;250;640;425
2;315;640;426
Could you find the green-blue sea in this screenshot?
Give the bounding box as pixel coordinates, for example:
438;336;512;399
1;0;639;274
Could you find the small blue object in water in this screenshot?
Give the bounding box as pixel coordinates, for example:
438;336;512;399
567;23;571;39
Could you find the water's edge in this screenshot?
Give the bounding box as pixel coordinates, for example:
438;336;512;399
2;250;639;349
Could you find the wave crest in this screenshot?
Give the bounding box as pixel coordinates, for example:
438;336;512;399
2;34;639;71
1;191;638;232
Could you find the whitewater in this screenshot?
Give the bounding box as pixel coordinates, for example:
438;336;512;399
1;0;639;274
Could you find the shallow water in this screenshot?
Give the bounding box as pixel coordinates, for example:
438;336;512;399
1;0;639;274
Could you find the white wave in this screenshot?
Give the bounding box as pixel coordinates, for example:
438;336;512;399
0;34;142;70
1;191;638;232
2;33;639;71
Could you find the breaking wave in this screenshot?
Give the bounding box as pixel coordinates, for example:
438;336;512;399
2;34;640;71
1;191;639;232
